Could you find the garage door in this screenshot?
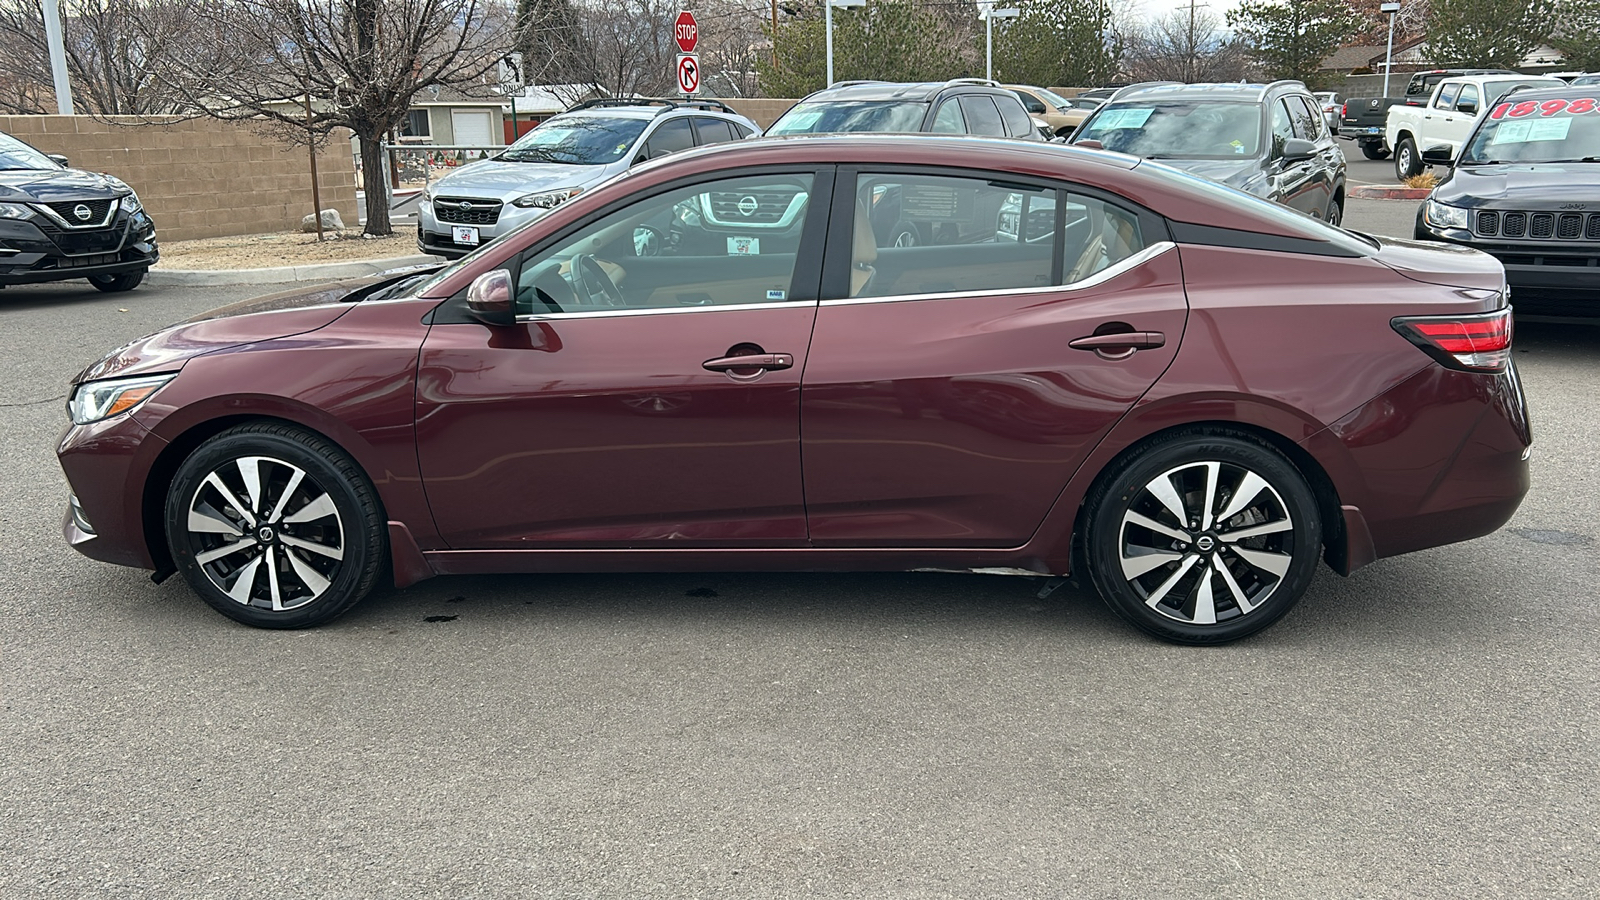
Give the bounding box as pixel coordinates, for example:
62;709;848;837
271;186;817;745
451;109;495;147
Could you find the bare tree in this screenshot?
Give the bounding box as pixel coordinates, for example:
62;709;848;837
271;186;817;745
152;0;510;236
0;0;205;114
1123;5;1253;83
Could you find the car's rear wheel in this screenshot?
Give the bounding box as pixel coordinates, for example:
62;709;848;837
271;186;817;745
1083;433;1323;644
164;423;386;629
1394;136;1422;180
1360;141;1390;161
889;220;919;248
89;269;146;292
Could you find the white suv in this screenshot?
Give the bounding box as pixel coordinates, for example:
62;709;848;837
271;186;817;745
418;99;758;259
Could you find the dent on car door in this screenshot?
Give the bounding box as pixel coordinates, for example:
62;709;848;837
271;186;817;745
414;169;829;548
799;169;1189;547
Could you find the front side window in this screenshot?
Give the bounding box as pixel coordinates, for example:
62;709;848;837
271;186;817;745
844;172;1151;300
1456;84;1481;114
766;101;929;135
1270;100;1294;157
1079;101;1264;159
1435;83;1463;111
931;101;966;133
644;118;695;158
498;115;649;165
515;173;815;314
1015;91;1047;115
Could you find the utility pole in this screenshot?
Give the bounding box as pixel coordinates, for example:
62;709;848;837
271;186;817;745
41;0;74;114
770;0;778;70
1179;0;1210;84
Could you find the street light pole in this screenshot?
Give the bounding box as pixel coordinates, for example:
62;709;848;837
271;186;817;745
825;0;865;87
41;0;74;115
982;7;1020;83
1381;2;1401;97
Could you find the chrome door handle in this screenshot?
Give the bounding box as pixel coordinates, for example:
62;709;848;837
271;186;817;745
703;353;794;372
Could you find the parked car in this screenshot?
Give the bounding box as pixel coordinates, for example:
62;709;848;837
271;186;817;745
1338;68;1519;160
0;131;158;292
1412;83;1600;314
1069;80;1348;224
765;79;1041;142
1387;73;1565;180
59;135;1530;644
1570;73;1600;86
1006;84;1091;137
1313;91;1341;131
416;98;757;259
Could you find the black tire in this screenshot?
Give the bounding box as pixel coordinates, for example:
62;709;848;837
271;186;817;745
1360;141;1390;161
1326;195;1343;227
89;269;146;292
1393;136;1422;181
164;422;387;628
1082;431;1323;645
889;219;919;248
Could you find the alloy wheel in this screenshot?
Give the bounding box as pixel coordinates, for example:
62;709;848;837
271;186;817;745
184;455;345;611
1117;460;1295;626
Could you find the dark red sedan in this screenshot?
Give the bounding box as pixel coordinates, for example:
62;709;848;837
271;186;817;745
58;137;1530;643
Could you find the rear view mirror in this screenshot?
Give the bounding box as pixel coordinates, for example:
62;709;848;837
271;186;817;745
465;269;515;326
1421;144;1455;166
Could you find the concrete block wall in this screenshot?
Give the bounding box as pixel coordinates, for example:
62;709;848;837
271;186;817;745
0;116;359;242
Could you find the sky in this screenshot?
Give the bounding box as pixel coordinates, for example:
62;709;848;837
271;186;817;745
1130;0;1246;24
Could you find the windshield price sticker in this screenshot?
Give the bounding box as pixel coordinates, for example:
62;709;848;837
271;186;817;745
1096;107;1155;130
1490;97;1598;119
1489;117;1574;144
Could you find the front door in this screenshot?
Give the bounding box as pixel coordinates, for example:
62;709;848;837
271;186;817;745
416;170;826;548
801;170;1189;547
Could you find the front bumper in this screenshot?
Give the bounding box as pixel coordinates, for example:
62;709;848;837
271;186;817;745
58;407;168;570
417;198;550;259
0;211;159;285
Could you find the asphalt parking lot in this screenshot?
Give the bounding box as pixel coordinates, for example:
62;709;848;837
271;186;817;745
2;202;1597;898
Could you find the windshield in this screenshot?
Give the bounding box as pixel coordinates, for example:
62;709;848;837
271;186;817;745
1141;160;1380;255
766;101;929;135
497;116;649;165
1460;99;1600;164
1077;101;1262;159
0;133;60;170
1035;88;1075;109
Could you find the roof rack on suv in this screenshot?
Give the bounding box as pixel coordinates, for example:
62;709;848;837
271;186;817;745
564;97;738;115
940;78;1001;89
1107;81;1181;100
830;80;883;88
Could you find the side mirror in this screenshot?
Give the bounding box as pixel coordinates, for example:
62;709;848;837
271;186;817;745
465;269;515;326
1456;100;1478;115
632;225;662;257
1074;139;1104;150
1281;138;1317;162
47;153;68;167
1421;144;1455;166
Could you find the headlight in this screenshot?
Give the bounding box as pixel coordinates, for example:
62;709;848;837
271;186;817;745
67;373;175;425
511;187;583;209
121;192;142;214
0;201;34;220
1424;199;1470;230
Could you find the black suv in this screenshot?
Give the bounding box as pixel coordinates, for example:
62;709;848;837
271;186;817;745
1070;80;1349;225
1413;84;1600;314
765;79;1042;140
0;131;158;292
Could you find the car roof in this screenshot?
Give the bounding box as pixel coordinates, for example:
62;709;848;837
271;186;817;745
1110;82;1305;102
1489;83;1600;101
802;80;1005;102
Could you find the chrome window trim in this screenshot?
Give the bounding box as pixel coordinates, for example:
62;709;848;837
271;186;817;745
517;299;809;322
820;241;1176;307
33;196;120;230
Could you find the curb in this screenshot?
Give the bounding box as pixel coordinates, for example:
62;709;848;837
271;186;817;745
148;254;441;287
1349;185;1431;201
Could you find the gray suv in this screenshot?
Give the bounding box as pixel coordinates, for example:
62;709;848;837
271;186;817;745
418;99;758;259
765;79;1043;140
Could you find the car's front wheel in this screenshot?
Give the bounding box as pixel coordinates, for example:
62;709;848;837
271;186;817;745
89;269;146;292
164;423;387;628
1083;432;1323;644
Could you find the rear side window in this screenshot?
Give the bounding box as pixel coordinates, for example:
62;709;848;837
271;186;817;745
842;172;1153;300
996;95;1037;138
958;95;1006;136
1288;96;1323;139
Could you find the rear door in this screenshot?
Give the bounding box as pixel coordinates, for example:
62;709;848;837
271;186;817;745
799;168;1188;547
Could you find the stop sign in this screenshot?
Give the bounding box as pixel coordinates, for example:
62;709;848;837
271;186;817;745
674;10;698;53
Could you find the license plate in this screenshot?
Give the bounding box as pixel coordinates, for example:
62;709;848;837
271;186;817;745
451;225;480;246
1367;127;1381;134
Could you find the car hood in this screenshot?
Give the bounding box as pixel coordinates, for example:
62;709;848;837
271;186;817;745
73;279;377;384
0;167;122;202
1367;233;1507;292
430;159;610;201
1434;162;1600;209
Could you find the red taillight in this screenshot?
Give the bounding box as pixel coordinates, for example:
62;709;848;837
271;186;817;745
1341;102;1348;119
1392;308;1513;372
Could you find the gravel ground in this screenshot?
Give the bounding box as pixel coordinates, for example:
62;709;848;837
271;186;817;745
153;230;418;270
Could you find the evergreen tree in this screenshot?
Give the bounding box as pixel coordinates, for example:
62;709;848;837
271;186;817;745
990;0;1121;89
1226;0;1364;83
759;1;970;97
1550;0;1600;70
1423;0;1553;68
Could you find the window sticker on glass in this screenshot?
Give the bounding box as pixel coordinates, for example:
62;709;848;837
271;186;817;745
728;236;760;255
1491;117;1573;144
1097;108;1155;129
766;289;786;300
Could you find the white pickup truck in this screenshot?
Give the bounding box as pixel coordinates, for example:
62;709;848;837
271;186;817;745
1387;73;1565;181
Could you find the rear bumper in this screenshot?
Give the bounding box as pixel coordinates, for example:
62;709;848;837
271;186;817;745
1338;128;1385;142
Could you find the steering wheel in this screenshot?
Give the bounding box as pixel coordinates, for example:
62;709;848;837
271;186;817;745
574;254;625;307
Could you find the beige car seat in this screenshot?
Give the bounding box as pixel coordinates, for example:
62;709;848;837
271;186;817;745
850;200;877;297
